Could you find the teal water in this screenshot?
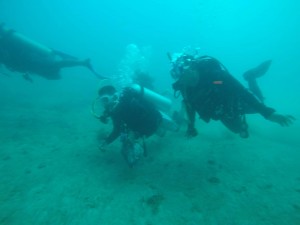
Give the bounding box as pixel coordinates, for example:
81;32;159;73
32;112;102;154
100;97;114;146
1;1;299;224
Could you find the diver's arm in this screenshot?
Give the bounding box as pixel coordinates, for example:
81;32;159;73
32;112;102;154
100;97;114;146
225;73;295;126
225;72;275;118
242;90;295;126
183;100;198;137
105;117;122;144
239;87;275;119
99;108;122;152
266;113;295;126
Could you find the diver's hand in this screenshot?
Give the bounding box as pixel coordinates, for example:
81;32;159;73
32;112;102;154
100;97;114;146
186;126;198;138
267;113;296;127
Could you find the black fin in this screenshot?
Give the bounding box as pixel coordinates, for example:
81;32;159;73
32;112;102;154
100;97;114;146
243;60;272;102
243;60;272;81
83;59;107;79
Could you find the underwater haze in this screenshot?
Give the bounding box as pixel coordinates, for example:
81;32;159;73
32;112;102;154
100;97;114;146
1;0;300;225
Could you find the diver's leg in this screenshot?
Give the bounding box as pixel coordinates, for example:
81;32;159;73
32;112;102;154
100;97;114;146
247;79;264;102
120;131;144;167
56;58;106;79
221;115;249;138
55;58;87;68
243;60;272;102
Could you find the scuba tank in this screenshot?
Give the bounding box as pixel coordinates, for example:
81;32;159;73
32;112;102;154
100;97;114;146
130;83;172;112
0;24;53;56
130;83;178;133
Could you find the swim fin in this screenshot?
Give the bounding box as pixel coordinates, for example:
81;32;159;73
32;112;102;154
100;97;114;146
243;60;272;81
82;59;107;80
243;60;272;102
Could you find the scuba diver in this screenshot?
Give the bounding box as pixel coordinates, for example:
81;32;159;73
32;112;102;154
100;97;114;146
0;23;105;81
93;82;177;167
169;50;295;138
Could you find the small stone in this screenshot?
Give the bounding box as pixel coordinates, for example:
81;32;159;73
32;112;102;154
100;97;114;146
207;177;220;184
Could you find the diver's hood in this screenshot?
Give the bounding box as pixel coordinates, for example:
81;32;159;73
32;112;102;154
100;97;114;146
98;85;116;97
97;79;118;96
170;54;197;80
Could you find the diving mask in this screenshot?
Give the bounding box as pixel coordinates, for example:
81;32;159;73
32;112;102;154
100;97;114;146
99;94;118;108
170;54;196;80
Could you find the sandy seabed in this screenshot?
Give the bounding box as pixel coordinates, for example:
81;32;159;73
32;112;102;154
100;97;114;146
0;96;299;225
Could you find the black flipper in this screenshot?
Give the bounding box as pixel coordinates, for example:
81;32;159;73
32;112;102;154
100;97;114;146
83;59;107;80
243;60;272;80
243;60;272;102
54;56;107;80
52;49;107;79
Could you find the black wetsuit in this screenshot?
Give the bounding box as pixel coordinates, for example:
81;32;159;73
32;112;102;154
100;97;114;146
180;56;275;134
105;87;162;144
